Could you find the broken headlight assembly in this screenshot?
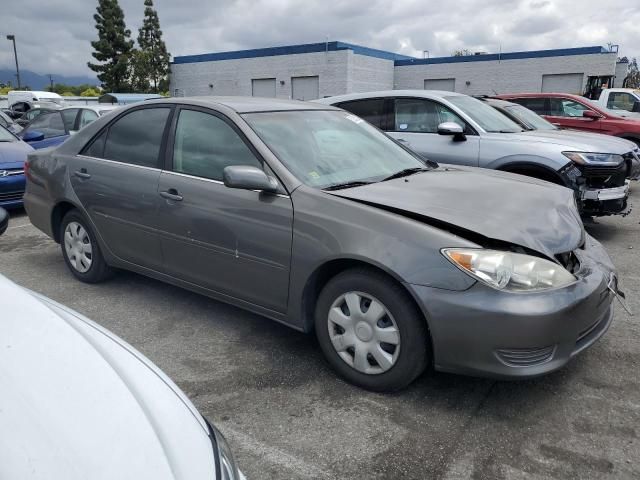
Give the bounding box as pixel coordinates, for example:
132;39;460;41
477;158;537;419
442;249;577;292
562;152;624;167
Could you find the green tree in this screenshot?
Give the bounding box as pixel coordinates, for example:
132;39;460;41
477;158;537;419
624;58;640;88
87;0;134;92
81;87;100;97
134;0;170;93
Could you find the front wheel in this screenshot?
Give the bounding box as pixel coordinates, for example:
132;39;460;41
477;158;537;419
314;268;430;392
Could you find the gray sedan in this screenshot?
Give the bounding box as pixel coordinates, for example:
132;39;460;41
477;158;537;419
24;97;618;391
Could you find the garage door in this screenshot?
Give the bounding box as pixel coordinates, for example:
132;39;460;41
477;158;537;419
541;73;584;94
252;78;276;97
291;76;319;101
424;78;456;92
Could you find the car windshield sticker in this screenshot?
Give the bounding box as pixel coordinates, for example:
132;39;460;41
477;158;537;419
399;124;408;130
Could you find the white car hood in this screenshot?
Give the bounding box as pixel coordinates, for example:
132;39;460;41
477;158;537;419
498;129;635;154
0;275;216;480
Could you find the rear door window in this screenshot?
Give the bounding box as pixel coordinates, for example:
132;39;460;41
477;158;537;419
103;108;171;168
511;98;548;115
336;99;386;129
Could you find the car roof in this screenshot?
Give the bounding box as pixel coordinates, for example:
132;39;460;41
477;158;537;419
61;105;119;112
314;90;467;104
142;96;340;114
480;97;518;107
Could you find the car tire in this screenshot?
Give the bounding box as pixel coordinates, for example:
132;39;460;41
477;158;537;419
314;268;430;392
60;210;114;283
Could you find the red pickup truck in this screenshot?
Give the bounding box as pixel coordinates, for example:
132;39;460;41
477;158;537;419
495;93;640;146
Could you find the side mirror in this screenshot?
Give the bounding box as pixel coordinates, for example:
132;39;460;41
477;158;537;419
22;130;45;142
223;165;279;193
0;207;8;236
437;122;466;141
582;110;601;120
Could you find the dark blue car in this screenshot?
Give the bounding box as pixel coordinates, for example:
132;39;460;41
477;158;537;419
0;126;33;209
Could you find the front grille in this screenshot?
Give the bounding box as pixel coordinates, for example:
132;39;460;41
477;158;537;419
579;162;627;189
0;191;24;201
495;346;555;367
0;168;24;177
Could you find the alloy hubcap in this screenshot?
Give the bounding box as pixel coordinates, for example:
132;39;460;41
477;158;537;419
64;221;93;273
327;291;400;375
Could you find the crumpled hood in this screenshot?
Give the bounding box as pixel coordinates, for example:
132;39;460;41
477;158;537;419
331;166;584;258
497;130;634;154
0;275;216;480
0;140;32;168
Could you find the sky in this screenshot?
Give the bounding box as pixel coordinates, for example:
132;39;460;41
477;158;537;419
0;0;638;80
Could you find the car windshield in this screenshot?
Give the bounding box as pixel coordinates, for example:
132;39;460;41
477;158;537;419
503;104;557;130
446;95;524;133
243;110;431;189
0;125;16;142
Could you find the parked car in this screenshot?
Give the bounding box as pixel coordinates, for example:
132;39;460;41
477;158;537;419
496;92;640;146
478;97;640;180
316;91;631;216
595;88;640;114
25;97;619;391
0;109;22;134
15;104;63;127
0;125;33;209
0;208;245;480
20;106;118;150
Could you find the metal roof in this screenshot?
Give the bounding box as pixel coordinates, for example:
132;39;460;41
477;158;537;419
172;41;415;65
394;46;612;66
98;93;164;104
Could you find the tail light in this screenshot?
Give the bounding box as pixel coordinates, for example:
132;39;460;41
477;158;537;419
24;160;31;181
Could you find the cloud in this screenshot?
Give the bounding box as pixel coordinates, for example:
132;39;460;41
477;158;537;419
0;0;638;79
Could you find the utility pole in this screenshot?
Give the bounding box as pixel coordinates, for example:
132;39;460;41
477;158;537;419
48;74;54;92
6;35;21;89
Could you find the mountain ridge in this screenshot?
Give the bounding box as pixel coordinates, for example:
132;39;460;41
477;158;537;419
0;68;98;90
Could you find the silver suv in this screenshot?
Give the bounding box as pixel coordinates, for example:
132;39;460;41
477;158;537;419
315;91;634;216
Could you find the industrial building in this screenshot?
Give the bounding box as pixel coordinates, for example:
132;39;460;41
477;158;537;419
170;41;626;100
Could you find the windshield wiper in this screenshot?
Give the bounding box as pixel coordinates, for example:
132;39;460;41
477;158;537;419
382;167;430;182
323;180;374;191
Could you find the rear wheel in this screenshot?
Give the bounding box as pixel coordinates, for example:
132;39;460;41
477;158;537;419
314;268;430;392
60;210;114;283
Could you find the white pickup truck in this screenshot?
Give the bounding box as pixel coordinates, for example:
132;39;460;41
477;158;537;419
596;88;640;117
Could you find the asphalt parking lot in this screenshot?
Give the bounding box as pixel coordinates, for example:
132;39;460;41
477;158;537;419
1;188;639;480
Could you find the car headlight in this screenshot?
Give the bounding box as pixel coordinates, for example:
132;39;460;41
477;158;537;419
442;248;577;292
562;151;623;166
205;420;242;480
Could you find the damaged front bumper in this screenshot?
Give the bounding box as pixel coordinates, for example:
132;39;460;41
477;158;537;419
560;162;630;216
409;234;616;379
581;180;630;201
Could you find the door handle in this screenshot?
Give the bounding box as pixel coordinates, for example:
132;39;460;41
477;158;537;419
160;189;183;202
74;169;91;179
